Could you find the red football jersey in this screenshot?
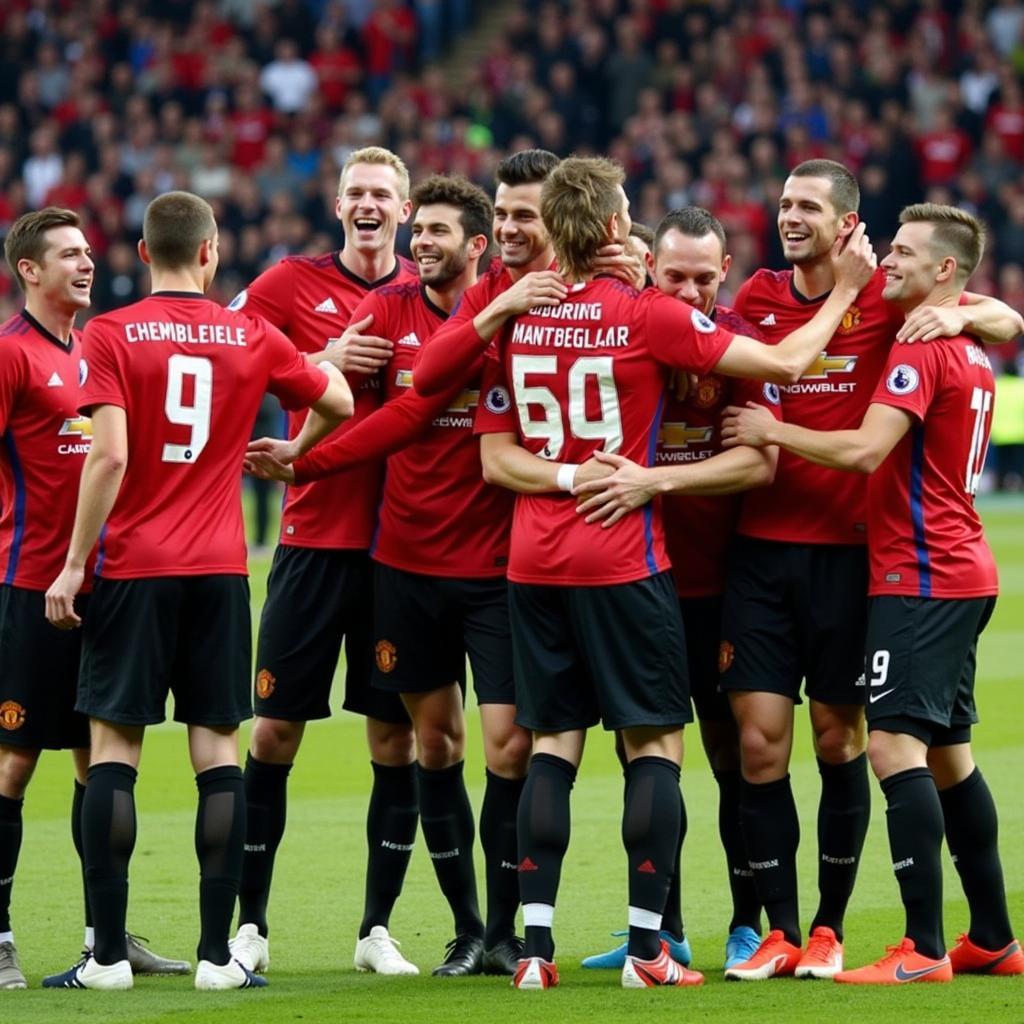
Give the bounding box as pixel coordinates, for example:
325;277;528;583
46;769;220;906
231;252;417;549
474;279;734;586
0;312;95;590
81;292;329;578
866;337;998;598
733;266;903;545
296;281;513;577
413;257;529;395
659;306;782;598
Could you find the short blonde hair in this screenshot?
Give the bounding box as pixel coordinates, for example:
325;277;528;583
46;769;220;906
339;146;410;201
540;157;625;280
899;203;986;281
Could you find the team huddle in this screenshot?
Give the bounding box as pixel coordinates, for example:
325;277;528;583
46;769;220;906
0;144;1021;993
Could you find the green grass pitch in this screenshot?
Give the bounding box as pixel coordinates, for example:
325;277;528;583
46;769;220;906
7;499;1023;1022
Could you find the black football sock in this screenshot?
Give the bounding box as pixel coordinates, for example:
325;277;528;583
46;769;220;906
70;780;92;930
623;757;682;960
713;768;761;933
659;785;686;941
237;753;291;937
518;753;576;961
359;761;418;938
0;793;23;933
480;769;525;947
195;765;246;966
740;775;801;946
417;761;483;938
811;754;870;941
83;762;137;964
881;767;945;959
938;768;1014;951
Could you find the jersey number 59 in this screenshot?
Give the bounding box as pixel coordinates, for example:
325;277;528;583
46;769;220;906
511;354;623;460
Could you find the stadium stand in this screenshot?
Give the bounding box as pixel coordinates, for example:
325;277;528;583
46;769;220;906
1;0;1022;371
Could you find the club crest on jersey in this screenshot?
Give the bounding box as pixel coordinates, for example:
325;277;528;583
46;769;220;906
79;358;88;387
484;385;510;414
693;376;722;408
718;641;735;673
0;701;25;731
375;639;398;673
886;364;920;395
255;669;276;700
691;308;716;334
763;382;781;405
837;305;862;334
228;289;248;311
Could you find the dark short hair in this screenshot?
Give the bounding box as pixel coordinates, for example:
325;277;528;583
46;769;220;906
899;202;986;280
411;174;493;244
789;159;860;215
629;221;655;247
4;207;81;291
654;207;727;259
495;148;560;187
143;191;217;269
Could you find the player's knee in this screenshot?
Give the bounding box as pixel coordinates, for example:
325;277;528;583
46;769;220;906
0;745;40;797
813;718;866;765
366;719;415;765
415;720;464;770
737;722;787;780
866;730;902;780
486;723;531;777
249;716;304;764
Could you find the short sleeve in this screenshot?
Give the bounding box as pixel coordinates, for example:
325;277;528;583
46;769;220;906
869;342;942;423
643;291;734;375
473;356;517;436
79;320;128;413
263;322;330;410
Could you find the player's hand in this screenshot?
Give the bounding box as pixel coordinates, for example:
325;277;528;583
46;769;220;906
831;222;876;294
45;565;85;630
896;301;965;343
323;314;393;374
244;450;297;484
591;242;647;290
573;451;656;527
246;437;300;464
721;402;776;448
498;271;568;316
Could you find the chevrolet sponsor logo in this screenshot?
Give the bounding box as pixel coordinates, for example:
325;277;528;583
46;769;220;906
395;369;478;412
446;389;479;413
660;422;713;447
59;416;93;439
801;353;858;379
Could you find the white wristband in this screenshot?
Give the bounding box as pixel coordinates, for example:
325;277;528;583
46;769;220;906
556;463;579;492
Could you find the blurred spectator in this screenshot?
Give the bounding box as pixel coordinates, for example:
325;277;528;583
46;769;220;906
260;39;318;114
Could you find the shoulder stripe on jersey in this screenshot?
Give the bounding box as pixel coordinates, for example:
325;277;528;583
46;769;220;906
2;433;27;585
642;391;667;576
909;424;932;598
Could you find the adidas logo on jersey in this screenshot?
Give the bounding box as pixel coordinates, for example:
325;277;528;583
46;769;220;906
760;313;777;326
47;371;64;387
314;297;338;314
397;332;421;347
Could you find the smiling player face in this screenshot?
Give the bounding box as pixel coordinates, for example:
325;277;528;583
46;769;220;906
336;162;411;257
777;175;846;266
411;203;473;288
653;228;730;316
492;182;551;271
28;226;94;315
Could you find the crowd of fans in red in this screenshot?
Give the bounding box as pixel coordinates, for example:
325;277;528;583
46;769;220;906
1;0;1023;356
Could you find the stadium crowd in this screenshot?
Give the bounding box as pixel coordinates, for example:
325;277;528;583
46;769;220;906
1;0;1024;358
